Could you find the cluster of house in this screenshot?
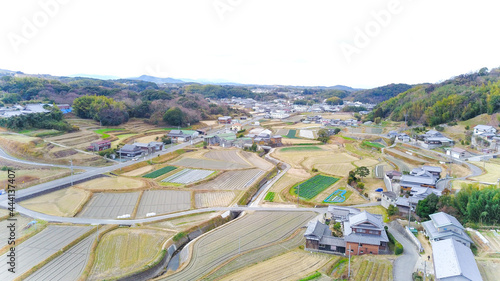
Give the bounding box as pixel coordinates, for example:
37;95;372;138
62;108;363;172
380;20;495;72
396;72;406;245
300;115;359;127
472;125;500;151
203;127;283;149
416;130;455;149
382;165;443;215
116;141;165;158
424;212;482;281
305;207;389;256
166;130;201;143
0;103;71;117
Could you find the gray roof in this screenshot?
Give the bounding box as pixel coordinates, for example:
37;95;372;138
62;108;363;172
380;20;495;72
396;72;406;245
422;220;473;244
344;230;389;244
304;220;330;240
320;236;346;247
328;206;360;218
400;174;436;185
382;191;397;200
430;212;464;229
432;239;483;281
119;144;141;152
349;211;383;229
422;165;442;173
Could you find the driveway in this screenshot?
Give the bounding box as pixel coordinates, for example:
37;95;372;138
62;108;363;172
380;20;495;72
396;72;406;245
386;224;418;281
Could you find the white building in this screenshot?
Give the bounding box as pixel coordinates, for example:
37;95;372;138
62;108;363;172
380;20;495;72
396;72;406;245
432;239;482;281
446;147;471;160
473;125;497;136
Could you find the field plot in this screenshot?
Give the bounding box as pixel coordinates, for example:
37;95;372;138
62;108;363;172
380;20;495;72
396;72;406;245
206;229;309;280
470;161;500;183
46;130;100;149
172;158;248;170
133;133;166;143
299;129;316;139
276;128;289;136
292;175;340;200
143;166;177;178
78;192;140;219
0;215;38;248
150;212;221;232
162;169;214;184
0;225;91;280
477;259;500;281
0;167;70;189
89;228;172;281
240;152;274;170
195;191;238;208
136;190;191;218
280;146;322;152
192;169;264;190
205;150;251;166
20;187;91;217
26;233;96;281
367;127;384;134
269;171;310;194
75;176;145;191
335;256;393;281
286;129;298;138
220;250;331;281
281;138;322;145
354;158;380;167
122;165;154;177
162;211;316;281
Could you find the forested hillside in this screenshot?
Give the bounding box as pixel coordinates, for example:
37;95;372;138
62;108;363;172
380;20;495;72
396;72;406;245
348;83;412;103
368;67;500;126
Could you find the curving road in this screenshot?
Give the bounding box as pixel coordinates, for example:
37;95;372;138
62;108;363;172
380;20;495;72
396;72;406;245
386;224;417;281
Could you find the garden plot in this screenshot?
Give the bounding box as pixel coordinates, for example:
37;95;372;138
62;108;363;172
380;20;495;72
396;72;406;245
299;129;316;139
477;260;500;281
0;225;91;280
162;211;316;281
89;228;172;281
26;233;96;281
162;169;214;184
354;158;380;167
240;151;275;170
20;187;91;217
192;169;264;190
150;212;221;232
220;250;331;281
136;190;191;218
195;191;238;208
77;192;140;219
0;167;71;189
205;150;251;166
348;256;394;281
122;165;154;177
291;175;340;200
172;158;248;170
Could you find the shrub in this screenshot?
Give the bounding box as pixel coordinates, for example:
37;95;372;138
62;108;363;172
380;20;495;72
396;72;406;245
395;242;404;255
312;168;318;172
173;232;187;242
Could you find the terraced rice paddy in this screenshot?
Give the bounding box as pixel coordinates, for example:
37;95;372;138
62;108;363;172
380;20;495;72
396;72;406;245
192;169;264;190
299;129;316;139
172;158;248;170
286;129;298;138
89;228;172;280
143;166;177;178
315;163;356;177
477;260;500;281
219;250;331;281
20;187;91;217
292;175;340;200
194;191;237;208
0;225;92;280
26;233;96;281
162;211;316;281
136;190;191;217
276;129;289;136
280;146;322;152
349;256;393;281
161;169;214;184
78;192;140;219
354;158;380;167
240;152;275;170
76;176;145;191
0;215;39;248
470;161;500;183
205;150;251;166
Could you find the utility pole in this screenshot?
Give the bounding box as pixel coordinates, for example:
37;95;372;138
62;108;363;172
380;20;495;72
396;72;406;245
423;260;426;281
348;244;351;278
70;159;73;186
297;184;300;205
408;205;412;228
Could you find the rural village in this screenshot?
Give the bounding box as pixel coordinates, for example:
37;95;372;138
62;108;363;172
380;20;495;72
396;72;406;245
1;81;500;281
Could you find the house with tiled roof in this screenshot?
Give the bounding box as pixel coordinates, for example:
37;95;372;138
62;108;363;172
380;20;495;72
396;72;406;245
423;212;473;247
432;238;483;281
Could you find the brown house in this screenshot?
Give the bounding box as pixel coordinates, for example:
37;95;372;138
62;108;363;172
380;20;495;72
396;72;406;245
88;140;111;151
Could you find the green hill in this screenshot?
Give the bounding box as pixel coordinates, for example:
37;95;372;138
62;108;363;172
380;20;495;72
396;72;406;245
369;67;500;126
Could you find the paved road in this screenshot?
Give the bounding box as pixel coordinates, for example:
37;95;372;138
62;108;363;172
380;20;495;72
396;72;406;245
0;140;198;202
6;204;325;225
0;146;97;171
386;224;418;281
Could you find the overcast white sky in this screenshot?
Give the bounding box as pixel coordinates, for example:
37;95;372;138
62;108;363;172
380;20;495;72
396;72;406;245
1;0;499;88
